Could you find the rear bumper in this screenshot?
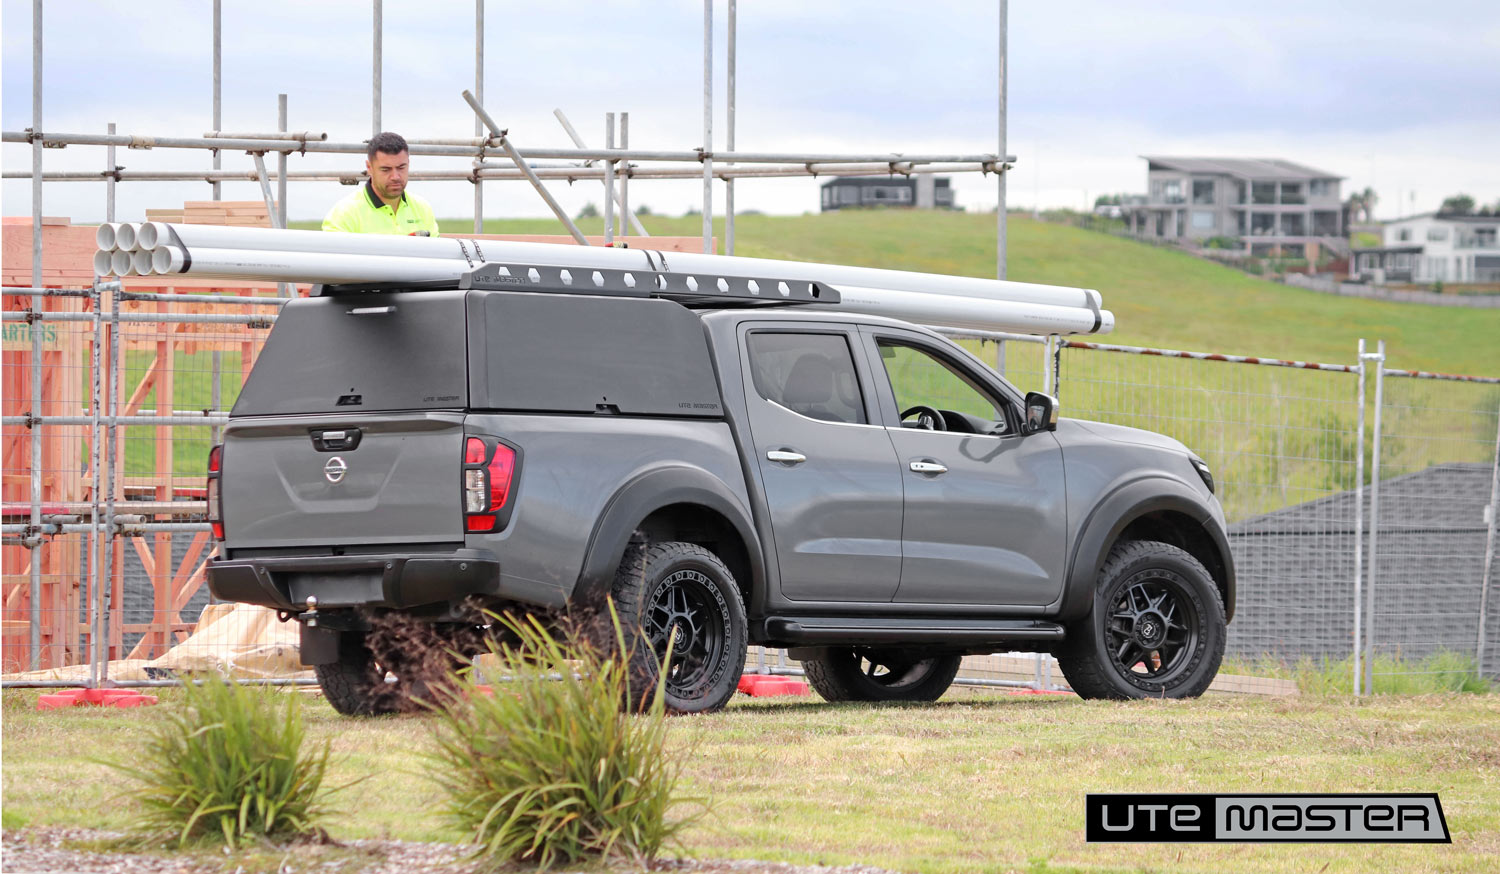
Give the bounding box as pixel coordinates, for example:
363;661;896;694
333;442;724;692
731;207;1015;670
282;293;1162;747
207;549;501;612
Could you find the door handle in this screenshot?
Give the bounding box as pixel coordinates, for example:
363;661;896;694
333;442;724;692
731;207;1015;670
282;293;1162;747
767;449;807;465
909;460;948;474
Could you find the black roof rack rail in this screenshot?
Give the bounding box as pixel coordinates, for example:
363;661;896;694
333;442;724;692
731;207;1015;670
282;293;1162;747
314;262;840;308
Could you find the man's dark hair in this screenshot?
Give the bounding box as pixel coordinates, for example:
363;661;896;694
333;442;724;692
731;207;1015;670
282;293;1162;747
367;131;409;161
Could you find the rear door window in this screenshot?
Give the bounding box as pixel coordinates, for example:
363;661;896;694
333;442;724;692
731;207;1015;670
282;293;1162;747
233;290;468;416
746;331;868;425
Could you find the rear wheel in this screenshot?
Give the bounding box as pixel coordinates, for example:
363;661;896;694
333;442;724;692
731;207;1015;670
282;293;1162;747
314;632;399;716
611;541;748;714
803;648;962;703
1058;540;1226;700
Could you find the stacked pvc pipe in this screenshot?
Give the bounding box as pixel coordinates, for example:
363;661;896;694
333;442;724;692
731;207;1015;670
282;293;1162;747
95;221;1114;335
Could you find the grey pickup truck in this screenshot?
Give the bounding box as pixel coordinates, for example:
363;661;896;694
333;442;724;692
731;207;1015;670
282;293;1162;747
207;262;1233;714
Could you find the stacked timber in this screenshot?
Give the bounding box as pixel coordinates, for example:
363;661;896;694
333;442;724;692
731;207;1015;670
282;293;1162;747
148;197;276;226
146;200;275;227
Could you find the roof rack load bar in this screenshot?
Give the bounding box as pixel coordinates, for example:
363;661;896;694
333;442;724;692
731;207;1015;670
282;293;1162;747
95;223;1116;334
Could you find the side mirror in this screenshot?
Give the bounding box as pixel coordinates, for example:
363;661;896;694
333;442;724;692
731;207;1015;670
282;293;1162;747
1023;391;1059;435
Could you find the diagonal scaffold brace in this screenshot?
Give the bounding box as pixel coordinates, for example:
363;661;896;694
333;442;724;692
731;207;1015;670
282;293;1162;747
461;90;590;246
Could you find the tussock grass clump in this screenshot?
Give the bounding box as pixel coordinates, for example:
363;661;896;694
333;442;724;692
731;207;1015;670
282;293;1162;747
108;675;335;848
425;608;702;869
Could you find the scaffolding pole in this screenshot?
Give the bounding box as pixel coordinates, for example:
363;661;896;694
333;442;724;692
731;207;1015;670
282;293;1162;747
29;0;44;670
372;0;382;137
474;0;485;234
997;0;1008;280
726;0;737;255
212;0;221;201
702;0;713;253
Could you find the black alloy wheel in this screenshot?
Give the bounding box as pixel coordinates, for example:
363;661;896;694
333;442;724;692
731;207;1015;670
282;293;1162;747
802;647;962;702
611;541;748;714
645;568;730;702
1058;539;1225;700
1105;573;1200;685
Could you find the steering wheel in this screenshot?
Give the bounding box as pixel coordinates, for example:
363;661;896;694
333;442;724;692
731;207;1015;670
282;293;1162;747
899;405;947;432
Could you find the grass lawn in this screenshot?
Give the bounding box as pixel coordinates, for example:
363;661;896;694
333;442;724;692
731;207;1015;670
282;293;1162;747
4;688;1497;873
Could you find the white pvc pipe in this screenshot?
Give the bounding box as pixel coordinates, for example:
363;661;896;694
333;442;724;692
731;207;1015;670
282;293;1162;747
132;223;1102;311
151;246;477;285
144;245;1112;334
135;221;168;250
114;223;137;252
95;222;123;252
824;286;1113;335
111;249;137;276
131;249;154;276
92;250;114;276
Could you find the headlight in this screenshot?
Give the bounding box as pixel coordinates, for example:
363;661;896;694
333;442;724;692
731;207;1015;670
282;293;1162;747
1190;458;1215;495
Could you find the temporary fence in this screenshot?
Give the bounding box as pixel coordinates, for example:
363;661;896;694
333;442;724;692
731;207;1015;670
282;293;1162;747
1043;337;1500;693
6;281;1496;694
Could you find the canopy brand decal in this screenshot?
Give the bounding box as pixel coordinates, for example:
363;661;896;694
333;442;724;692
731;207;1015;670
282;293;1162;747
1085;794;1450;843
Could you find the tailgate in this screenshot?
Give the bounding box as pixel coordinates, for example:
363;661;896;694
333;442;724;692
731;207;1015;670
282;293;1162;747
221;412;464;548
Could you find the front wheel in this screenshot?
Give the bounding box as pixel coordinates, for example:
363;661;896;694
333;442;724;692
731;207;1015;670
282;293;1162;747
803;648;962;703
1058;540;1226;700
611;541;748;714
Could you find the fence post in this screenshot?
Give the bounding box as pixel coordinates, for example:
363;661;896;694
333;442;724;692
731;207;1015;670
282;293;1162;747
1353;339;1366;694
1363;340;1386;694
1477;409;1500;678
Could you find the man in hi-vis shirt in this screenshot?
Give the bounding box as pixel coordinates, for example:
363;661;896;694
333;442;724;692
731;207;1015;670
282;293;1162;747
323;131;440;235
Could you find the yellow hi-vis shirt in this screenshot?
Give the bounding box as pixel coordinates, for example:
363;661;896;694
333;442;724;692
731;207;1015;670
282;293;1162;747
322;181;440;235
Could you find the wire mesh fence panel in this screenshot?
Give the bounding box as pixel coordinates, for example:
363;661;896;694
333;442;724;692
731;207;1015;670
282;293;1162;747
3;288;97;676
1368;373;1500;683
1058;344;1364;669
111;294;283;682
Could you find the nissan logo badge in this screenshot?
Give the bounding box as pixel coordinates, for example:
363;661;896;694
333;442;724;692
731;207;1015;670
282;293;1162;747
324;456;348;484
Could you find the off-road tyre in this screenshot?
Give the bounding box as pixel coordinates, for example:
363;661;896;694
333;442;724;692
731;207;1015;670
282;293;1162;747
1058;539;1226;700
611;541;748;714
314;632;399;716
802;648;963;703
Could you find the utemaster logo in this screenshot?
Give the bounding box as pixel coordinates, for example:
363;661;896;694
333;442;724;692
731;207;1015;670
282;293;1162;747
1085;794;1450;843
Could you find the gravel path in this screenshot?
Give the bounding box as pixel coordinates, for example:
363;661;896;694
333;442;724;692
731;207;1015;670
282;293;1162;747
2;828;906;874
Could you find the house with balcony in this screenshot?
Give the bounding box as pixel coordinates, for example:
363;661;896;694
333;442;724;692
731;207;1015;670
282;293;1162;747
1351;213;1500;284
1128;157;1345;257
820;175;955;211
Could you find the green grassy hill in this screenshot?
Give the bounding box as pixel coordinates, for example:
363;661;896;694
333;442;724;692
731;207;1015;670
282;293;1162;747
432;210;1499;376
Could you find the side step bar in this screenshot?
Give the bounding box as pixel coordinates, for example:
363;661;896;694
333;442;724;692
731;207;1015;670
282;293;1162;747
762;616;1065;647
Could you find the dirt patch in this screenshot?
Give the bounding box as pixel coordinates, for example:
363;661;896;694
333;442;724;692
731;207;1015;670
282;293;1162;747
2;827;906;874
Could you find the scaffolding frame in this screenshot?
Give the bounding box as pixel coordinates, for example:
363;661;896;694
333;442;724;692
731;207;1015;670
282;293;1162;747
2;0;1018;685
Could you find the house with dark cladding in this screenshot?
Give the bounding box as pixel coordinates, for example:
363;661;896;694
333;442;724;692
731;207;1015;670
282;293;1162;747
820;176;955;211
1128;157;1345;258
1226;462;1497;674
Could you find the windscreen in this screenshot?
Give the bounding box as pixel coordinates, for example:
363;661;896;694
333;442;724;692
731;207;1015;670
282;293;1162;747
232;290;468;416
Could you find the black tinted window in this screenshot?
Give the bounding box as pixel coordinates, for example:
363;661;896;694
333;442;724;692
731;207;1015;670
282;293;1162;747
747;332;867;425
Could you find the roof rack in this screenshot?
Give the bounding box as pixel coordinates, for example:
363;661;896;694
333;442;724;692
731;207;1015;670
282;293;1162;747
315;261;840;308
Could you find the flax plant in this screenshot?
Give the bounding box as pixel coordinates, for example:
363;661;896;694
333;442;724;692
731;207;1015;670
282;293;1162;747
108;675;336;848
424;605;704;869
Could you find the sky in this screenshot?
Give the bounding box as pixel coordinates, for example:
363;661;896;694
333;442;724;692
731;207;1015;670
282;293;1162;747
3;0;1498;225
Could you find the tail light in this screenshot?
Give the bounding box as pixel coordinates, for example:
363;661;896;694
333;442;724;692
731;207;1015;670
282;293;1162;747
207;444;224;540
463;436;517;533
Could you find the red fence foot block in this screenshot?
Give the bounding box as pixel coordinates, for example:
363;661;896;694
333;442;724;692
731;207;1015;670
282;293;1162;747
737;675;810;697
35;688;159;710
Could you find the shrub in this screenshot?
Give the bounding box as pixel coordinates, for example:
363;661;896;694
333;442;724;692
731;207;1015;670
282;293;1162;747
108;675;335;848
425;607;702;869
